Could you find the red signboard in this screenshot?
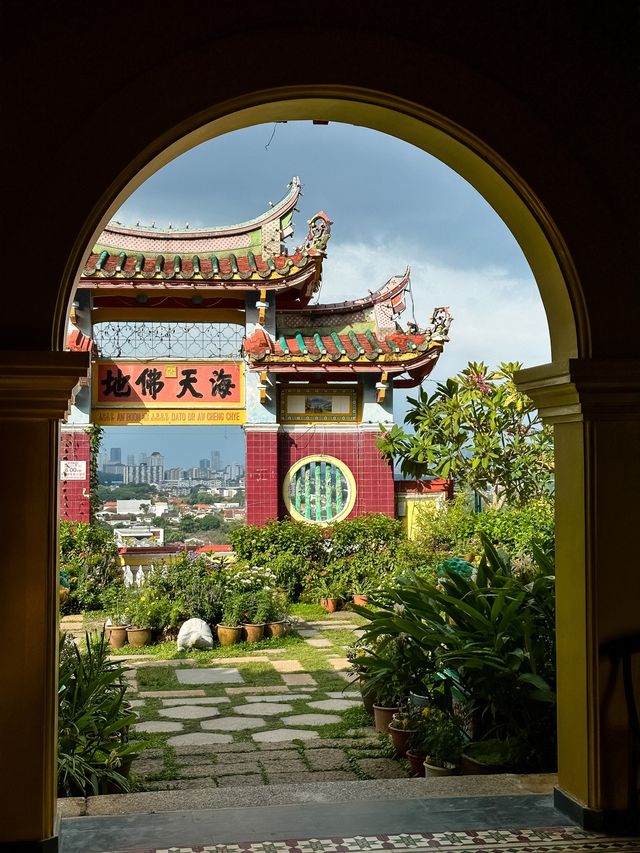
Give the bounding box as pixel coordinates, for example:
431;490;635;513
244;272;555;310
93;361;244;408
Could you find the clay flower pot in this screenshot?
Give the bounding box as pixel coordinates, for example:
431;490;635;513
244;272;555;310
406;749;427;777
320;597;339;613
242;623;266;643
108;626;128;649
126;627;152;647
388;724;418;757
373;703;400;734
265;620;288;639
352;594;369;606
424;760;456;777
217;625;242;646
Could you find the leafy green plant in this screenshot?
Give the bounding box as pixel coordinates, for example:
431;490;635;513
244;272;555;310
141;551;225;629
419;708;464;767
379;361;554;508
355;532;557;769
463;737;526;767
220;592;244;627
60;522;121;614
58;631;144;796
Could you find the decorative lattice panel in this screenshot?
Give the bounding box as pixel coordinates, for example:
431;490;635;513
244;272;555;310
93;322;244;360
285;456;355;524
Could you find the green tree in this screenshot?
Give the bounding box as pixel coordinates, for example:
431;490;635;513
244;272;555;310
379;362;553;508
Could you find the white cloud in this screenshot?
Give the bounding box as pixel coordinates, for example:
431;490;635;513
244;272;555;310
317;240;551;424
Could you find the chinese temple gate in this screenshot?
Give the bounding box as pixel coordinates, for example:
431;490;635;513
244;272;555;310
61;177;452;525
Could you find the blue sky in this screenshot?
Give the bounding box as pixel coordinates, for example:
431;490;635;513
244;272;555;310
103;122;550;469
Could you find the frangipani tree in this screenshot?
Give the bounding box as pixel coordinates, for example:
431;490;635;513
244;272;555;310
378;362;554;509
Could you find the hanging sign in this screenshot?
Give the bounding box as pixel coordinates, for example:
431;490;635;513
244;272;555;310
92;360;245;425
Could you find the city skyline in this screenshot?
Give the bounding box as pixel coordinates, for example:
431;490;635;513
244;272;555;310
101;431;244;472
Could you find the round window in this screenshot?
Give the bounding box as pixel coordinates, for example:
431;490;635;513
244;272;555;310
283;455;357;525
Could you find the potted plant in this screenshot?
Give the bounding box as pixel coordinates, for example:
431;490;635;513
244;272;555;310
264;589;290;638
124;588;153;647
239;590;269;643
217;593;243;646
101;586;130;650
388;708;424;757
460;738;524;775
420;709;463;777
352;577;373;607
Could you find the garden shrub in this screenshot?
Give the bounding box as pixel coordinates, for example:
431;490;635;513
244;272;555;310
230;519;326;563
329;513;403;558
414;494;554;560
139;551;226;629
355;534;557;770
60;521;122;614
58;631;143;796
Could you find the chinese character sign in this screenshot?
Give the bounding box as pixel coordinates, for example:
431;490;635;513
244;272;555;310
94;361;244;408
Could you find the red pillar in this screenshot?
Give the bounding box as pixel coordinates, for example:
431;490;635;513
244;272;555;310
59;427;91;522
245;427;279;525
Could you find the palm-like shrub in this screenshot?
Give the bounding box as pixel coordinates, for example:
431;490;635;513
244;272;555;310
354;533;556;769
58;632;144;796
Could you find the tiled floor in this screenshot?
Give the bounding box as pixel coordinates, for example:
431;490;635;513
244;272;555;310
59;795;639;853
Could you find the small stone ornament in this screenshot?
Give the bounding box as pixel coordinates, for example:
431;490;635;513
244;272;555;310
176;618;214;651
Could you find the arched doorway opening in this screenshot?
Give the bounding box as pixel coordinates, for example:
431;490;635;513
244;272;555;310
4;85;637;850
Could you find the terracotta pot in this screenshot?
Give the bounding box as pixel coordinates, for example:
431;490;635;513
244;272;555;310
424;760;455;777
108;626;128;649
217;624;242;646
460;753;508;775
352;594;368;606
388;724;418;757
373;703;400;734
242;623;265;643
320;597;339;613
126;627;152;647
360;682;375;717
265;620;288;638
406;749;427;777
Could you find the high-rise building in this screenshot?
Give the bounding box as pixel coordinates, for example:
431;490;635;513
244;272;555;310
110;447;122;462
127;454;135;466
212;450;221;471
199;458;211;469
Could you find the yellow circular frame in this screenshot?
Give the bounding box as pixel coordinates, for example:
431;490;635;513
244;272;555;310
283;454;357;526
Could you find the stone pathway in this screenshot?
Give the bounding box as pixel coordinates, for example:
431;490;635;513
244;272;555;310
125;612;408;790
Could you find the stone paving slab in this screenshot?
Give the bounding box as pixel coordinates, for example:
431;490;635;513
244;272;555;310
282;713;342;726
225;686;292;695
255;741;298;751
216;773;263;787
297;629;321;638
129;658;198;667
244;693;308;703
130;758;165;776
162;696;230;706
177;667;243;684
139;689;206;698
252;728;320;743
134;720;184;734
146;777;219;790
173;740;252;755
307;699;362;711
327;657;351;670
158;705;221;720
304;748;350;770
270;659;304;672
214;752;262;766
127;699;146;707
304;638;333;647
261;759;308;775
356;757;409;779
202;716;266;731
281;673;316;686
177;763;216;778
234;701;293;716
167;732;233;747
208;656;270;664
305;737;380;749
327;691;361;699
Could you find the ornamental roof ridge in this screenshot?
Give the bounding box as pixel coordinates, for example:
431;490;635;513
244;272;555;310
98;177;301;247
278;266;411;316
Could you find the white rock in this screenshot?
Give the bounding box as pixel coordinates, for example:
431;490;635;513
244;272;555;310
176;618;214;651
